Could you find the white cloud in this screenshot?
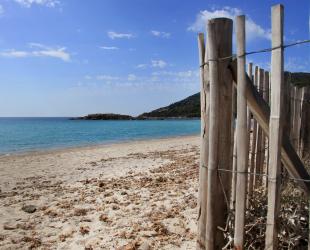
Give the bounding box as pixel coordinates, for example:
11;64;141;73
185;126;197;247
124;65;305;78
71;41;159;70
33;48;69;61
127;74;137;81
151;30;171;38
152;70;198;78
99;46;119;50
0;43;71;61
107;31;134;39
0;50;29;58
14;0;60;8
151;60;167;68
188;7;271;41
136;64;147;69
136;60;169;69
96;75;119;81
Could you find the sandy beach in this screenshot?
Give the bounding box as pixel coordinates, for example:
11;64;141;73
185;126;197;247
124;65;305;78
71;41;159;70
0;135;200;249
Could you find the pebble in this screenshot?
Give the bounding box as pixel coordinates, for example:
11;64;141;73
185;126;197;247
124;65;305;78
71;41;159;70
3;223;17;230
22;205;37;213
139;242;150;250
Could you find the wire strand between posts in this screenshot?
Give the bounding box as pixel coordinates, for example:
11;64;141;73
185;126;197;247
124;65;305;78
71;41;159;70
199;39;310;68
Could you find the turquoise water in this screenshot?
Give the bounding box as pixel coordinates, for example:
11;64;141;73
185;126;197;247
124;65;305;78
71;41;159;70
0;118;200;154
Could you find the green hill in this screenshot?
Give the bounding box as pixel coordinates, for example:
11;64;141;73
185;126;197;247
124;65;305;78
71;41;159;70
137;93;200;119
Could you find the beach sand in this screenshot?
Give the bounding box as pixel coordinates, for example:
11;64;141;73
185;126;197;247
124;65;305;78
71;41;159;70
0;135;200;249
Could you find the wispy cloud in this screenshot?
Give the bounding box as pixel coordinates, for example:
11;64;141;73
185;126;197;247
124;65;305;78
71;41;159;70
13;0;60;8
107;31;134;39
136;64;148;69
96;75;119;81
151;30;171;38
152;70;198;78
0;43;71;61
151;60;167;68
99;46;119;50
0;50;29;58
285;57;310;72
188;7;271;41
76;69;199;91
127;74;137;81
0;4;4;15
136;60;168;69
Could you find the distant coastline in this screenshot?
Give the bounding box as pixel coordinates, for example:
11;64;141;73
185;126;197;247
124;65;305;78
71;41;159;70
71;92;201;120
71;113;200;120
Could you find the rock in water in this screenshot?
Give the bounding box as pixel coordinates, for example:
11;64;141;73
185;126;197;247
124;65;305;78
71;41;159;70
22;205;37;213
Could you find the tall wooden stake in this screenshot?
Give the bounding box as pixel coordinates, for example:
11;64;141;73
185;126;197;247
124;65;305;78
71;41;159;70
263;71;270;188
234;15;248;249
250;66;259;193
265;4;284;249
300;87;310;158
231;81;238;210
255;68;264;187
231;129;237;210
197;33;210;250
205;17;233;249
247;62;254;207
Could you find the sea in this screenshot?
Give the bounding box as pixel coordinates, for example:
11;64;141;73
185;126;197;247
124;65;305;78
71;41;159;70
0;118;200;155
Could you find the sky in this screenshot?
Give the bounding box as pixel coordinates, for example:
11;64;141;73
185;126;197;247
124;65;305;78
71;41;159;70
0;0;309;117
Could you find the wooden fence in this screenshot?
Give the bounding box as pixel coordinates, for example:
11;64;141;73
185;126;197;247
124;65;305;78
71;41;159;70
196;4;310;250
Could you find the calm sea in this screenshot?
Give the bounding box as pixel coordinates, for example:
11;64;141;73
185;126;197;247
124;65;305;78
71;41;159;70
0;118;200;155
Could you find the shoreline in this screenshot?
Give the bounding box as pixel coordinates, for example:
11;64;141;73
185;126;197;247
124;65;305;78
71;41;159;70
0;133;200;159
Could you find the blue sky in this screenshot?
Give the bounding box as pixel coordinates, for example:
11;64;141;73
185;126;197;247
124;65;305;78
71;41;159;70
0;0;309;117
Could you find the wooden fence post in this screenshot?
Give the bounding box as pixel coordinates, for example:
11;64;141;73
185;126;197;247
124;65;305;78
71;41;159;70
296;88;303;154
251;66;259;191
247;62;254;207
231;129;237;210
283;74;291;136
255;68;264;187
292;87;302;151
265;4;284;249
263;71;270;188
300;86;310;158
197;33;210;250
205;17;233;249
234;15;248;249
289;83;295;141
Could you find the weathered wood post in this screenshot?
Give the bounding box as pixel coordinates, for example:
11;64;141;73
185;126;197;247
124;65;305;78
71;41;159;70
205;17;233;249
231;82;238;212
251;66;259;191
231;129;237;210
263;71;270;188
255;68;265;187
283;74;291;136
289;83;295;141
296;87;303;154
234;15;248;249
197;32;210;250
247;62;254;207
292;87;302;151
265;4;284;249
300;86;310;158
